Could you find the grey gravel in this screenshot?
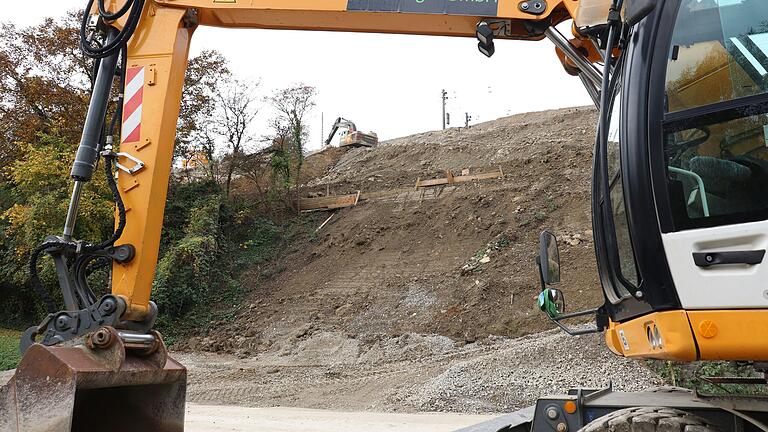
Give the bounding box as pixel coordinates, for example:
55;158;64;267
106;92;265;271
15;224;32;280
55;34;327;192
177;328;662;413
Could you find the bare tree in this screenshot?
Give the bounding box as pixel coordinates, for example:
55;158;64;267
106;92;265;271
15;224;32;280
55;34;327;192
214;78;260;197
176;50;230;181
267;84;316;208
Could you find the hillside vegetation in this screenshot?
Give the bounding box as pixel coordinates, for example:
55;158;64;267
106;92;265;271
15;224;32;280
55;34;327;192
0;16;313;343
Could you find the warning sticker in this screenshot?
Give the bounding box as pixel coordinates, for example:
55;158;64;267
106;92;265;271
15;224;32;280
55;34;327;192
347;0;499;16
618;330;630;351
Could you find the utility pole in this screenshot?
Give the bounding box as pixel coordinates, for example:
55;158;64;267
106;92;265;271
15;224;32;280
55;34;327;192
442;89;448;130
320;112;324;148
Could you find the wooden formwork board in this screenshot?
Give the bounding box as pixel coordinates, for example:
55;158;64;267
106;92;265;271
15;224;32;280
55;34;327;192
414;167;504;189
299;191;361;212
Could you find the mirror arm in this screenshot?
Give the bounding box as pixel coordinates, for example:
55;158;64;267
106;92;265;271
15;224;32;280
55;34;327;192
554;308;599;320
548;307;603;336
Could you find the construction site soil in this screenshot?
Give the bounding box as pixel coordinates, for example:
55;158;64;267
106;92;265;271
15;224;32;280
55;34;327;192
178;106;662;413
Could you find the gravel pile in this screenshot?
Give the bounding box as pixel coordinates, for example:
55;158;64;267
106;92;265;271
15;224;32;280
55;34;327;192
178;328;662;413
397;329;662;413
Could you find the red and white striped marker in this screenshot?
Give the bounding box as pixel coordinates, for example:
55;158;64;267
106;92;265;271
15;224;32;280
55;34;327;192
121;67;145;143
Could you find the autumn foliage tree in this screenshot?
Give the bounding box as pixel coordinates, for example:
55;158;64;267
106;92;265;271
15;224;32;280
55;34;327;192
0;11;310;334
0;14;103;321
0;13;244;325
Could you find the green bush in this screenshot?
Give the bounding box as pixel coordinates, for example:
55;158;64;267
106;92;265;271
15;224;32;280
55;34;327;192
647;360;768;395
153;192;221;319
152;179;287;343
1;171;295;344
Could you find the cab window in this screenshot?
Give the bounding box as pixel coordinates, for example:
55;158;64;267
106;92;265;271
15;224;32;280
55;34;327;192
604;86;640;303
607;89;638;298
665;0;768;113
664;0;768;230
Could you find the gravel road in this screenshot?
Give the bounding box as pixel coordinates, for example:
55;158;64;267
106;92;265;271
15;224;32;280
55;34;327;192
178;328;662;414
185;405;495;432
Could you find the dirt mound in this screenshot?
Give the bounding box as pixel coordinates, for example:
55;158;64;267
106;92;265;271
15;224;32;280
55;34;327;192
184;106;601;356
300;146;349;184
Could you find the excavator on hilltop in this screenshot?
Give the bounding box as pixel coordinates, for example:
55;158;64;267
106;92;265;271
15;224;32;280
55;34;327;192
2;0;768;431
324;117;379;148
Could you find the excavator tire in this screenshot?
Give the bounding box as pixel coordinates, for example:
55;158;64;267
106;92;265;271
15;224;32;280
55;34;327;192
579;407;720;432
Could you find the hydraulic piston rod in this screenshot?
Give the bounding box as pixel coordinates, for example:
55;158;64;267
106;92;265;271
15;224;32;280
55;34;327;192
545;26;603;89
62;28;120;240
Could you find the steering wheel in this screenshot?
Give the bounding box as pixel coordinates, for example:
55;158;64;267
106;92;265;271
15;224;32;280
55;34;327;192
665;126;711;160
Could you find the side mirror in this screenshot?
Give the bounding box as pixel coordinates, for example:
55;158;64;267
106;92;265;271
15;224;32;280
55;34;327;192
534;231;604;336
538;231;561;285
625;0;656;26
538;288;565;318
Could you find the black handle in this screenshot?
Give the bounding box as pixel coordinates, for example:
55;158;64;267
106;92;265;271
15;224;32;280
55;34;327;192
693;250;766;267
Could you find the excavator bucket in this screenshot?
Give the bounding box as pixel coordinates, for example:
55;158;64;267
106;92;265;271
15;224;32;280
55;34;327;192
0;328;186;432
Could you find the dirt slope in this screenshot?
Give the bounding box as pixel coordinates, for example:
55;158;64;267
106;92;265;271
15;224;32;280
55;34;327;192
186;106;602;355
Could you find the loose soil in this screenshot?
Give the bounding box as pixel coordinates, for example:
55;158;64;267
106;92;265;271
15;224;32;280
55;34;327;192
177;106;661;413
186;106;601;354
177;330;660;414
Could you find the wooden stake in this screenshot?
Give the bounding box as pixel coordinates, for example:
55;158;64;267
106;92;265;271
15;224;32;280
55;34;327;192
315;213;335;233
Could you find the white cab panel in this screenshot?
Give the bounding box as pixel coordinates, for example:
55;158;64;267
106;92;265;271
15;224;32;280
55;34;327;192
662;220;768;309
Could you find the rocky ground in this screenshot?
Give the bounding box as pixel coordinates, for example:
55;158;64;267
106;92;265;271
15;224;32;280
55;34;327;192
178;329;660;413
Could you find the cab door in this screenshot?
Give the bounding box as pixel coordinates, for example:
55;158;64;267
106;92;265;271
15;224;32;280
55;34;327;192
654;0;768;310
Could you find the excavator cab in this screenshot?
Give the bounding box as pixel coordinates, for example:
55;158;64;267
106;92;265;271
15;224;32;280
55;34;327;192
325;117;379;148
537;0;768;364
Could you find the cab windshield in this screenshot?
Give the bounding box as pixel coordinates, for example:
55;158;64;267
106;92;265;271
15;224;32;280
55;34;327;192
664;0;768;230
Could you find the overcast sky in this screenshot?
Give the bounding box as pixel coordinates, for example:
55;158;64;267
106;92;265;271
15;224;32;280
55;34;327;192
6;1;592;151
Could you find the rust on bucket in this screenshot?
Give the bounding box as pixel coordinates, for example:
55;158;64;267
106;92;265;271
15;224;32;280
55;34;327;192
0;327;186;432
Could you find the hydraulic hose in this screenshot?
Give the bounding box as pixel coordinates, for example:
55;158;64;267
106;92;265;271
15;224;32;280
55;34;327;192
79;0;145;59
592;0;632;293
97;0;135;21
91;46;129;251
91;152;127;251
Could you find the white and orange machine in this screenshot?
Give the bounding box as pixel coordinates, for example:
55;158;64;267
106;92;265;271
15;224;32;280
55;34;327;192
2;0;768;431
324;117;379;148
